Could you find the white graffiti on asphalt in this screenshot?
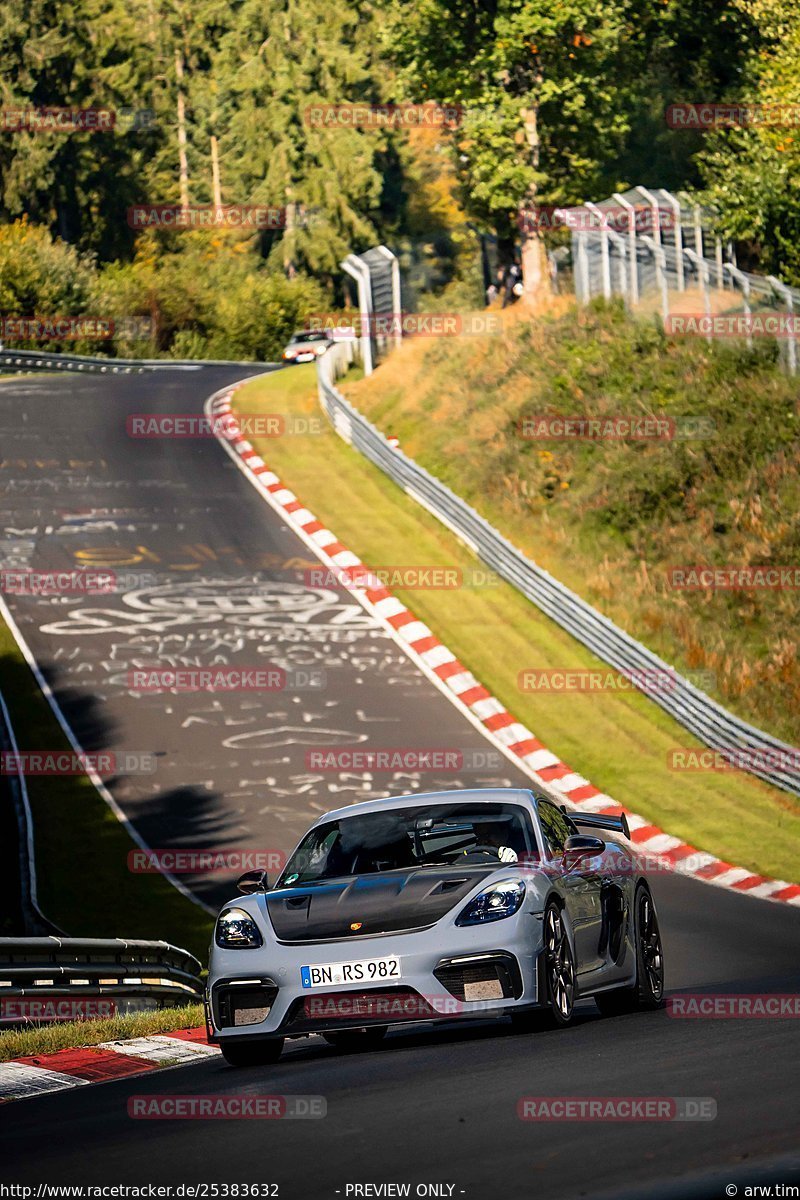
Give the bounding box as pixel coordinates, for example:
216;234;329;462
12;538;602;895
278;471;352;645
39;577;380;635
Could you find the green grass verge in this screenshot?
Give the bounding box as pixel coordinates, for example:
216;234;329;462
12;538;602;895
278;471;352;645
346;303;800;750
233;364;800;883
0;623;213;960
0;1003;204;1063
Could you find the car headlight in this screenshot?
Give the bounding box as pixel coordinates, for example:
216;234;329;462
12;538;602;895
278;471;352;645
215;907;263;948
455;879;526;926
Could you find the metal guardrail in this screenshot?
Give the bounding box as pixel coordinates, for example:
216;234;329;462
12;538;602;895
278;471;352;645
0;348;278;374
0;690;61;936
317;347;800;798
0;938;203;1021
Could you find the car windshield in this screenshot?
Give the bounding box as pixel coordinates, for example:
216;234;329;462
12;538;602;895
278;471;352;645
289;332;327;344
276;802;537;886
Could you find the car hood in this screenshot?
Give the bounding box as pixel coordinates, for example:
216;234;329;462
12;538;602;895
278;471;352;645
263;867;499;942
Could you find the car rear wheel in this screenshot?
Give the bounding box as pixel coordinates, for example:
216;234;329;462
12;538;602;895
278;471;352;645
595;884;664;1016
220;1037;284;1067
322;1026;388;1051
543;901;576;1026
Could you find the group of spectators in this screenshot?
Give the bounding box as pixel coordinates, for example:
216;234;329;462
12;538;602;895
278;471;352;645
485;252;560;306
486;262;523;308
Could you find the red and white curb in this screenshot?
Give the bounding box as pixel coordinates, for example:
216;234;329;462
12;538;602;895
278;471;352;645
0;1027;219;1104
208;380;800;909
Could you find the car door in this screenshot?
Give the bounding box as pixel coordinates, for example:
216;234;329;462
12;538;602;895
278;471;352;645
538;801;605;976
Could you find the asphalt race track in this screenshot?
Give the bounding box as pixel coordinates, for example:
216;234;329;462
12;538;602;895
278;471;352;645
0;366;533;907
1;368;799;1198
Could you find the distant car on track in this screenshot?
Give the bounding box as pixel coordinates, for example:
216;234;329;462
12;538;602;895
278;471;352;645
206;787;665;1066
281;330;332;364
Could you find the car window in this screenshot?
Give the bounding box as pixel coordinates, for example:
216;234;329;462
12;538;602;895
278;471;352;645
276;802;538;885
538;800;576;855
290;332;327;344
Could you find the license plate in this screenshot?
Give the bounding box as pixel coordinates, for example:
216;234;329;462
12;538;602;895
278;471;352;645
464;979;504;1001
300;956;401;989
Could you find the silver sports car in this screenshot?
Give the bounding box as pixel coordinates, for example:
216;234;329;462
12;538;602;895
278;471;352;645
206;787;665;1066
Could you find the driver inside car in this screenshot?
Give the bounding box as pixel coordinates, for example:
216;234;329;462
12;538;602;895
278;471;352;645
463;820;520;864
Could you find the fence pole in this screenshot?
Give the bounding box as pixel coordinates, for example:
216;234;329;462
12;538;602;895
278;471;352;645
606;230;628;302
715;238;725;290
586;203;611;300
642;235;669;323
576;231;591;303
684;249;712;342
768;277;798;375
376;245;402;351
723;264;753;349
612;192;638;305
663;190;685;291
341;256;373;375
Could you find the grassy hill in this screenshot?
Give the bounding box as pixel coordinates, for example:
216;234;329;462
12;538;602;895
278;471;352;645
344;300;800;750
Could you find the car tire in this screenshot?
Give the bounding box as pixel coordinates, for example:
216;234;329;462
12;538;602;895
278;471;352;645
220;1037;284;1067
542;901;577;1027
595;884;665;1016
322;1026;388;1051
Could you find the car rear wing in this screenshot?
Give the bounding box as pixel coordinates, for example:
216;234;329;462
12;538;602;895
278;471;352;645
560;805;630;841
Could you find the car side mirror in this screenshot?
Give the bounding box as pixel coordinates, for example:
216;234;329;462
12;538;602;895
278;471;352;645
562;834;605;871
236;869;270;894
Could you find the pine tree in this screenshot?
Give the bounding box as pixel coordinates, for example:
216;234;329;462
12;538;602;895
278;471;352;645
209;0;384;281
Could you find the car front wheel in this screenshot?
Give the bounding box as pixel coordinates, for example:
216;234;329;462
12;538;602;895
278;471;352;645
543;901;576;1026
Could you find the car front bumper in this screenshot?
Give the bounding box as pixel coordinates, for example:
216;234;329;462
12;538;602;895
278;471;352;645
207;910;544;1042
